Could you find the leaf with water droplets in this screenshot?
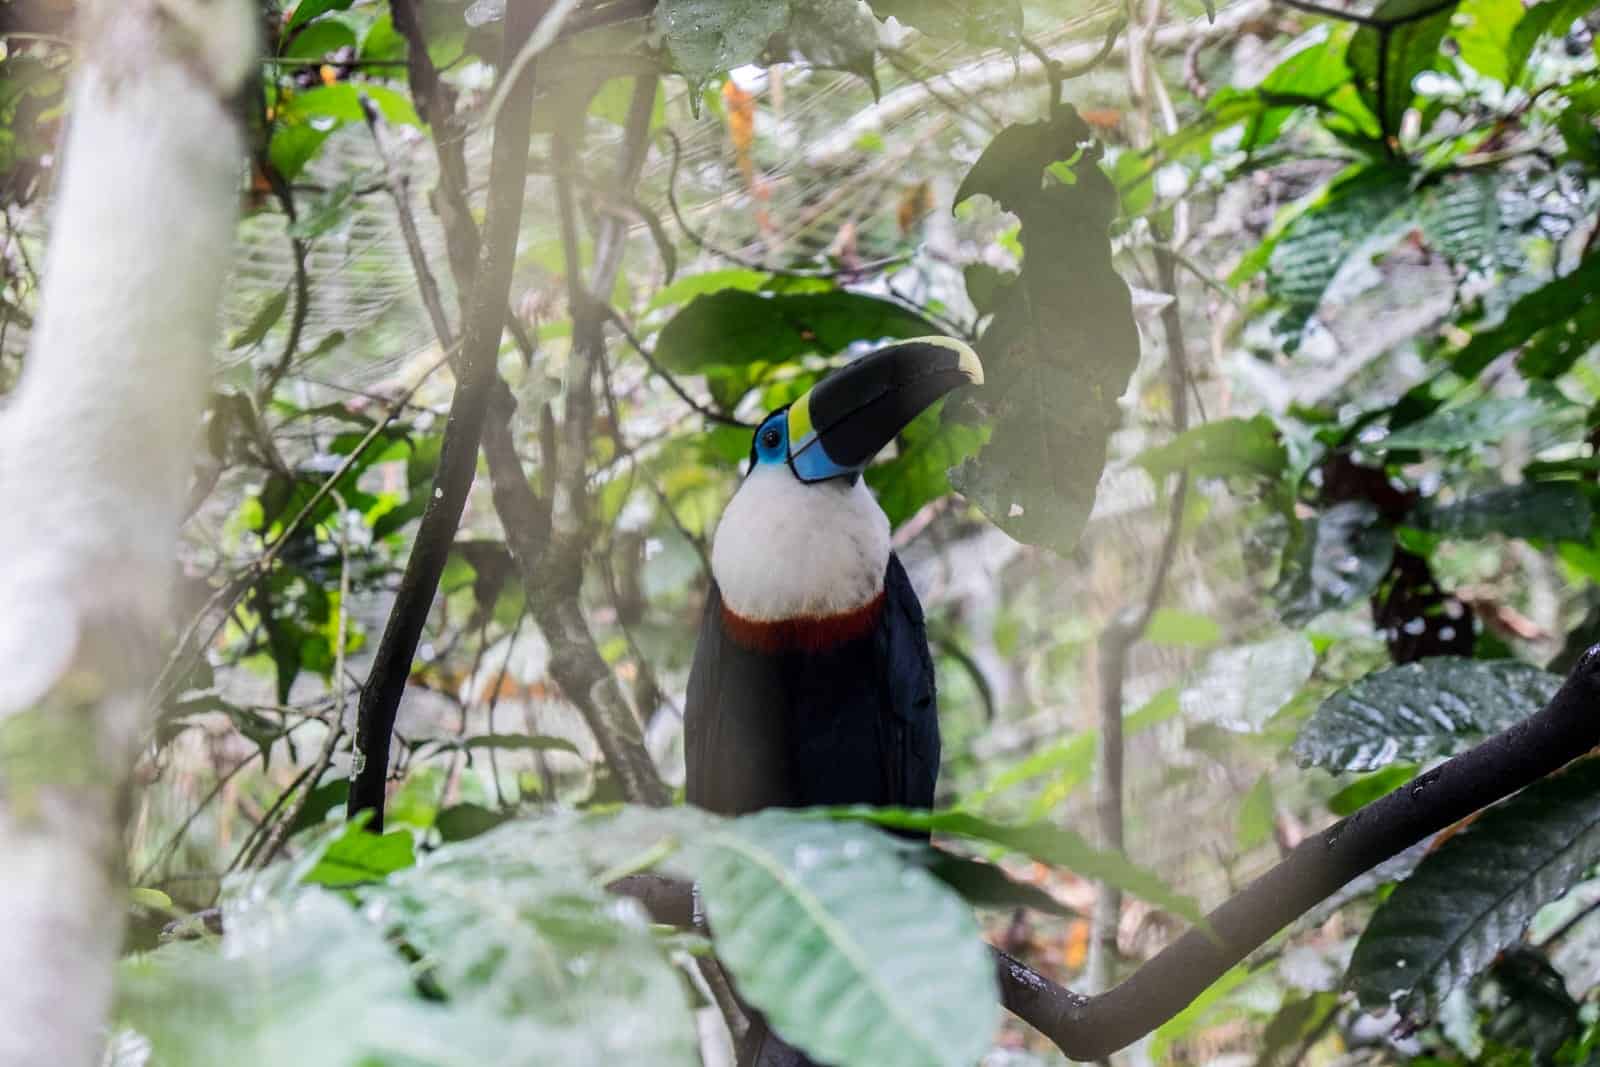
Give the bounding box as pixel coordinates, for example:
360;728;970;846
699;810;999;1067
1412;481;1593;544
1293;657;1560;772
1274;502;1395;627
1349;757;1600;1017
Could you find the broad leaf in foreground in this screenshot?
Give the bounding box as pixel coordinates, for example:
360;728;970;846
1348;757;1600;1016
699;811;998;1067
362;839;700;1064
1412;481;1593;543
1293;657;1559;772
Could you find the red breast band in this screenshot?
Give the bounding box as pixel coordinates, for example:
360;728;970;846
721;592;886;653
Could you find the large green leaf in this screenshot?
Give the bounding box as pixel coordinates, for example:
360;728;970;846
865;0;1022;47
1412;481;1593;543
1274;502;1396;627
363;841;700;1063
1135;415;1289;483
827;807;1207;927
1346;0;1460;136
1451;254;1600;380
699;811;998;1067
864;402;986;526
1292;657;1560;772
1348;757;1600;1016
285;0;355;33
653;289;936;375
946;105;1138;555
118;890;529;1067
1380;390;1579;451
1415;173;1503;270
1452;0;1524;83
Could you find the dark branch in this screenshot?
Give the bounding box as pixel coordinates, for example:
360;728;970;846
1273;0;1459;29
348;0;548;830
610;650;1600;1060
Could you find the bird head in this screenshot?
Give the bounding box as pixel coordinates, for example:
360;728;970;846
746;335;984;484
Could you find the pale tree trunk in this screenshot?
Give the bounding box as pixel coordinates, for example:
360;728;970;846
0;3;253;1064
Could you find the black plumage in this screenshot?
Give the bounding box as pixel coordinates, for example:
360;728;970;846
684;552;939;817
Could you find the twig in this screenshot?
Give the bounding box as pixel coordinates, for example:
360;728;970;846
611;646;1600;1060
349;0;551;831
253;492;352;869
482;609;527;808
601;306;752;428
133;749;259;886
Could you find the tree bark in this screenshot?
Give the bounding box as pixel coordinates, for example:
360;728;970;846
0;3;254;1063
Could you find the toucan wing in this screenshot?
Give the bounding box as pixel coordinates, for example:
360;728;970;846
685;579;792;814
881;551;940;811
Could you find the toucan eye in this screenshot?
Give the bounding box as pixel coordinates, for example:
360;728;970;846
760;427;781;450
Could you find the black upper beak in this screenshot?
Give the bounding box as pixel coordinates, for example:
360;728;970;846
786;336;984;483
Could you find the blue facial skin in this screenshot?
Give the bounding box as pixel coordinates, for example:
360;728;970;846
750;409;857;483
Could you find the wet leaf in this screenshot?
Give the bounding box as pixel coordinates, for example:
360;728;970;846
866;0;1021;48
1293;657;1560;772
1412;482;1593;543
1349;757;1600;1016
700;811;999;1067
1181;634;1317;734
1274;502;1395;626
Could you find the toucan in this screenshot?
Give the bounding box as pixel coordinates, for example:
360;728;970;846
684;336;983;1066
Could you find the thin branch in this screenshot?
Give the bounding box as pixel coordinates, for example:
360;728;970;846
601;306;752;428
254;493;352;869
614;648;1600;1060
349;0;550;830
1273;0;1459;29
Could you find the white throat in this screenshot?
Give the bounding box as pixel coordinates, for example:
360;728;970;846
710;464;891;621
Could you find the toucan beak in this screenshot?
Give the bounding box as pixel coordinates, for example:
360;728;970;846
786;336;983;484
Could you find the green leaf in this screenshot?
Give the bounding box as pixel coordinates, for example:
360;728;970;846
1181;634;1318;734
286;0;355;34
1329;763;1419;815
654;290;936;375
1451;254;1600;380
1143;609;1223;648
269;84;422;181
282;19;358;61
302;824;416;887
1254;992;1342;1067
947;106;1139;556
435;803;513;843
865;0;1022;48
1416;173;1503;269
1238;774;1277;850
1347;0;1460;136
1274;502;1396;627
1507;0;1597;84
1380;392;1579;451
228;286;289;351
699;811;998;1067
361;15;408;63
1135;415;1289;483
655;0;792;88
1293;657;1560;772
1349;757;1600;1016
828;807;1208;927
784;0;880;81
1413;482;1593;543
1453;0;1524;82
365;838;700;1061
913;849;1076;917
1266;165;1411;343
864;402;986;526
117;890;491;1067
646;268;772;311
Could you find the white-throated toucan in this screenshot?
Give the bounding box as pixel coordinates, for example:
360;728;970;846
685;335;981;817
684;336;982;1066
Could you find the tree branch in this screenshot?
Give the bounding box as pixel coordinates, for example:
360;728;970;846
610;648;1600;1060
348;0;548;830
